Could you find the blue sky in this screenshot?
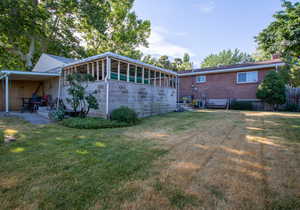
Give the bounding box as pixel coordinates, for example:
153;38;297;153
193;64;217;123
134;0;296;67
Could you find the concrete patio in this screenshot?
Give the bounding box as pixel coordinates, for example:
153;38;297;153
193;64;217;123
0;112;51;124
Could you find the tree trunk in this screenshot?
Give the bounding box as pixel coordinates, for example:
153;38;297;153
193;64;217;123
25;36;35;70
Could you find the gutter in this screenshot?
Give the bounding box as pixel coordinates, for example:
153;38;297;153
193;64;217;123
0;70;59;77
178;63;286;76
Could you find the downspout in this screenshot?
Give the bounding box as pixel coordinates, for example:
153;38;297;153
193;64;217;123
105;57;111;119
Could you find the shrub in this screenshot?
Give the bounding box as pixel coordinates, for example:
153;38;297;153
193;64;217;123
66;73;99;117
0;129;3;143
256;71;286;110
230;101;253;110
285;103;299;112
110;107;138;124
48;108;65;121
61;117;129;129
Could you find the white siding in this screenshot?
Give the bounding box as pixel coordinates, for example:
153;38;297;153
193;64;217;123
32;54;64;73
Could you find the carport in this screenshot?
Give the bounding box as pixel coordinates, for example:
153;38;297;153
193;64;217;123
0;70;60;112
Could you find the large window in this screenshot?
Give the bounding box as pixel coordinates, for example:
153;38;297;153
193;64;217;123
196;75;206;83
237;71;258;83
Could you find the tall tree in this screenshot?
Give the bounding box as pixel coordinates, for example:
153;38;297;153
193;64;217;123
0;0;150;70
157;55;172;69
142;53;193;71
255;0;300;87
201;49;254;68
82;0;151;60
142;55;157;65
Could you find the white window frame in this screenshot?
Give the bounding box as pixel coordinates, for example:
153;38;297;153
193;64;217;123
196;75;206;83
237;71;258;84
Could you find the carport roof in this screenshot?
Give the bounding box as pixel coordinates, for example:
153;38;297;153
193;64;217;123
0;70;60;81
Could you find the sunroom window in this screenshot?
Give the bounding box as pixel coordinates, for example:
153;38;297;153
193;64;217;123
237;71;258;83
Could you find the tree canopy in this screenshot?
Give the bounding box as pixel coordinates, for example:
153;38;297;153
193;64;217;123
201;49;254;68
0;0;150;70
142;53;193;71
255;0;300;86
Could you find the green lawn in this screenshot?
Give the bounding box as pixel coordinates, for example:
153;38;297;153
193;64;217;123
0;117;168;209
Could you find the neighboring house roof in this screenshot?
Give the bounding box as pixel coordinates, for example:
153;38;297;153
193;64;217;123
32;53;75;73
45;54;76;64
178;59;285;76
63;52;177;75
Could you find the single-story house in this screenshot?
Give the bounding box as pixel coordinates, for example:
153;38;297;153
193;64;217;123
0;52;287;116
0;52;177;117
177;58;285;108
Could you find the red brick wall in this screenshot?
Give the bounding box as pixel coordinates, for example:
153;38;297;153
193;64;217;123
179;68;274;100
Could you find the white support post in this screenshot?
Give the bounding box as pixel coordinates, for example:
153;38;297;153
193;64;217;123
165;74;168;87
134;66;137;83
172;75;174;88
154;71;156;87
127;63;130;82
159;72;162;87
142;67;145;84
57;74;62;109
87;63;90;74
148;69;151;85
106;57;111;80
96;61;100;81
5;75;9;113
92;62;95;77
117;61;120;81
102;60;105;80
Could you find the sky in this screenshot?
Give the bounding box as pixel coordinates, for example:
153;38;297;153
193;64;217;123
133;0;297;67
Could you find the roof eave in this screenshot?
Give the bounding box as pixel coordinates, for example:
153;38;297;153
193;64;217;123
0;70;60;77
62;52;177;75
178;62;286;76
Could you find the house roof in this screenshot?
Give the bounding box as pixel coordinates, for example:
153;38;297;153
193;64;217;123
63;52;177;75
178;59;285;76
45;54;76;64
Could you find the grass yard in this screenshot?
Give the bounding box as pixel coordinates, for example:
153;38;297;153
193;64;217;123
1;110;300;209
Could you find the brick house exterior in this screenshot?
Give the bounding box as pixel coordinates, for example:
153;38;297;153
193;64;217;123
178;59;285;102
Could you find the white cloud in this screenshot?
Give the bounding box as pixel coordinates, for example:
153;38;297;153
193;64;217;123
139;27;195;59
174;32;188;37
195;0;215;14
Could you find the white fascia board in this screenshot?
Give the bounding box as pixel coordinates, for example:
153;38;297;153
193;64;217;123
178;63;286;76
63;52;177;75
0;70;60;77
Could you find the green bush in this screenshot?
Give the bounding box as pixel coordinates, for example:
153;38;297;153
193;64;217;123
230;101;253;110
48;108;65;121
285;104;299;112
256;71;286;110
0;129;3;143
61;117;129;129
110;106;138;124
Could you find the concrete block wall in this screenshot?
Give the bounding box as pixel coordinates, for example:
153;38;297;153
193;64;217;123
108;80;177;117
61;80;107;117
61;79;177;118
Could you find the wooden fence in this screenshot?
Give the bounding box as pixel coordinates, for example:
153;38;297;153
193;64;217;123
286;86;300;106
